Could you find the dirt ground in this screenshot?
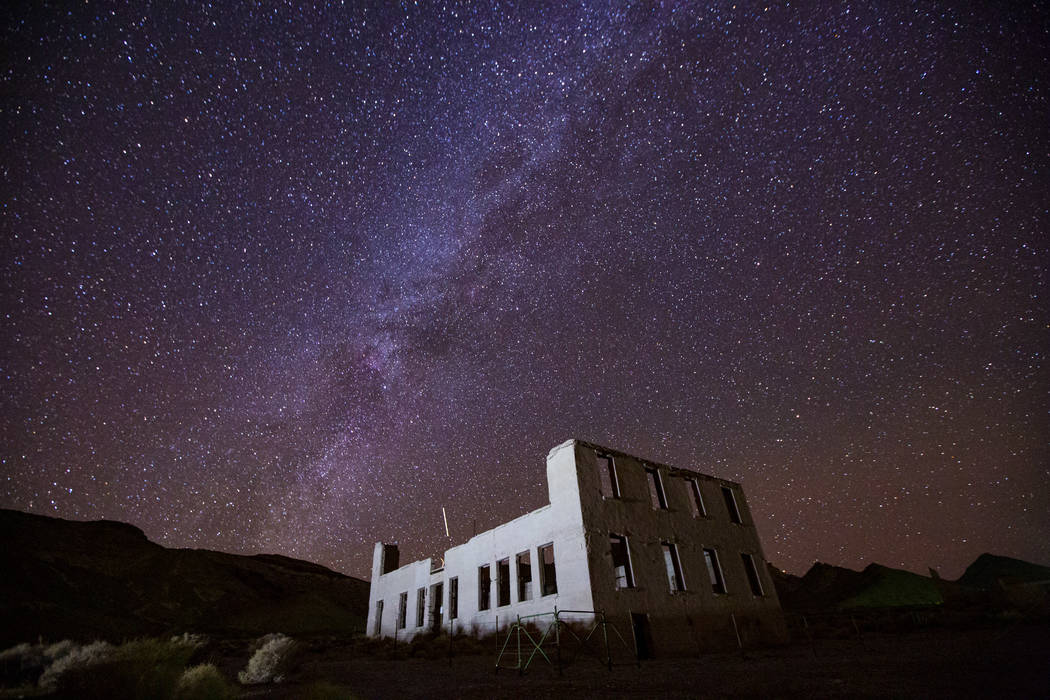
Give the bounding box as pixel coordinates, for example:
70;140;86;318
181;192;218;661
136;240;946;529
246;621;1049;699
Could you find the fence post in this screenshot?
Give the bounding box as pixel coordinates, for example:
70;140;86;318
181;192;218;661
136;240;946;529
601;610;611;671
555;607;563;676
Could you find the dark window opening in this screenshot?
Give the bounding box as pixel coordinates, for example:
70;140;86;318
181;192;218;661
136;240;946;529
597;453;620;498
397;592;407;629
539;543;558;596
430;582;443;631
687;478;706;517
610;534;634;589
742;553;765;596
662;542;685;592
722;486;742;523
646;467;668;509
380;543;399;574
373;600;384;635
416;587;426;627
517;551;533;602
704;548;726;594
497;558;511;606
449;577;459;619
478;565;491;611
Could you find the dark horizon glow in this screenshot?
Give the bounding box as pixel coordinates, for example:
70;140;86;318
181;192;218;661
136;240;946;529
3;2;1047;580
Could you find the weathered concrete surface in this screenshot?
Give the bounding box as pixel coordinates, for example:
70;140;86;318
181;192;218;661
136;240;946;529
366;439;787;654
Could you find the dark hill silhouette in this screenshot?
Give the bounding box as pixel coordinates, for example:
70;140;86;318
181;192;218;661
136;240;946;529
771;553;1050;613
957;553;1050;589
0;508;369;646
771;561;940;611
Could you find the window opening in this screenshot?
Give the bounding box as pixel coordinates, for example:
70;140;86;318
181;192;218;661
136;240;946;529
704;548;726;594
497;558;511;606
597;453;620;498
610;534;634;589
397;592;407;629
539;543;558;596
687;478;706;516
449;577;459;619
741;553;765;596
646;467;668;509
517;551;533;602
416;587;426;627
478;565;491;611
722;486;742;523
662;542;685;592
373;600;383;635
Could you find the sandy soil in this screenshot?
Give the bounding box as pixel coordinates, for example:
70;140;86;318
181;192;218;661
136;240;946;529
246;622;1049;699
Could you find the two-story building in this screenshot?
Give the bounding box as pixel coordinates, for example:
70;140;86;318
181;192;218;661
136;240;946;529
366;439;787;655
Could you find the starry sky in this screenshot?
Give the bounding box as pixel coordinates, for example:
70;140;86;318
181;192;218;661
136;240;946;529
3;1;1047;580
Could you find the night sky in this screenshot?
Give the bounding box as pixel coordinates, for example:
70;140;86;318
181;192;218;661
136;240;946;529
3;2;1047;580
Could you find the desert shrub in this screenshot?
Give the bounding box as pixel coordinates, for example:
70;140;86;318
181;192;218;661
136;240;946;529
0;641;45;687
238;633;298;685
37;640;114;691
170;632;209;649
45;637;199;699
43;639;76;661
174;663;236;700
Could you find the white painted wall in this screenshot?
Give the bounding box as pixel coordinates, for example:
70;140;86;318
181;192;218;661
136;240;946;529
367;439;593;640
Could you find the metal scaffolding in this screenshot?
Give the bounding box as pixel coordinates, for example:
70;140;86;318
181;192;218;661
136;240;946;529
494;608;635;675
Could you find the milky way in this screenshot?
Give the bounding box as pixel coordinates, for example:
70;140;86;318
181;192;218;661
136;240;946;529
3;2;1047;579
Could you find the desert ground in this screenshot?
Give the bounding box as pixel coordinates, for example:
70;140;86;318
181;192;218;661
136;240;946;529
233;621;1048;699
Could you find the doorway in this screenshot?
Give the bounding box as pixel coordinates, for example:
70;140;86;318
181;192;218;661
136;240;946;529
631;612;654;660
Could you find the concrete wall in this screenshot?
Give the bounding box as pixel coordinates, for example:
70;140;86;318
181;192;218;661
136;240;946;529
367;545;435;639
571;440;788;654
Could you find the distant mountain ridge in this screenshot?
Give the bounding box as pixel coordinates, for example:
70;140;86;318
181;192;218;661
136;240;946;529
771;553;1050;612
0;508;369;646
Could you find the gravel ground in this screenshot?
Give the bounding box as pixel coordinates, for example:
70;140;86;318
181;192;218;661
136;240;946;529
245;621;1049;699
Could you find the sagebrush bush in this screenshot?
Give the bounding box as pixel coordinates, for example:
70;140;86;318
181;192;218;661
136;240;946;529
0;642;36;663
44;639;76;660
43;637;202;699
37;640;114;691
174;663;236;700
238;632;298;685
170;632;210;649
1;635;215;698
0;641;45;687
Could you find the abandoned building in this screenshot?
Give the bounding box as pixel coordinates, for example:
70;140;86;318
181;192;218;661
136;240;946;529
366;439;787;655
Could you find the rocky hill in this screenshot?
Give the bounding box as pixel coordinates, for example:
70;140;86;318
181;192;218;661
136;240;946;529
0;508;370;646
771;553;1050;613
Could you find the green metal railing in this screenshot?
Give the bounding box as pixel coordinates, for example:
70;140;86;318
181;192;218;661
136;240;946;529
494;607;634;675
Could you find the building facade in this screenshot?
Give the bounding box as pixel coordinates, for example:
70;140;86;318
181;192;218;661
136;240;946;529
366;439;787;655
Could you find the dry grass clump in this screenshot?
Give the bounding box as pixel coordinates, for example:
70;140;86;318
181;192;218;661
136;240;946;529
0;634;229;699
37;640;115;691
49;637;202;699
238;632;299;684
174;663;237;700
